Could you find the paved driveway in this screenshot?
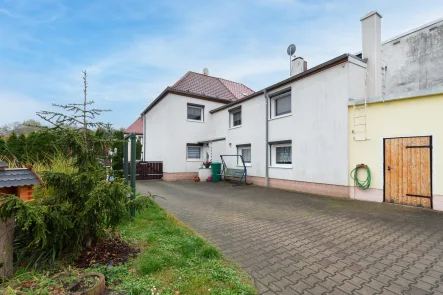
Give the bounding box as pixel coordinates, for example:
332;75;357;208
137;180;443;295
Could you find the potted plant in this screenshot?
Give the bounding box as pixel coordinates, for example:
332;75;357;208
198;152;212;180
68;272;106;295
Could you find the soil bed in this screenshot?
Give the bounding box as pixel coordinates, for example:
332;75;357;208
75;235;139;268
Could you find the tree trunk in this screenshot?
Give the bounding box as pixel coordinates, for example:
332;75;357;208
0;217;14;279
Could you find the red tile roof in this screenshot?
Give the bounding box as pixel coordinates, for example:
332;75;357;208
172;72;254;101
125;117;143;135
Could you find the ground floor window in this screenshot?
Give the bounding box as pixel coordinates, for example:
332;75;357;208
237;144;251;166
187;144;202;160
269;140;292;167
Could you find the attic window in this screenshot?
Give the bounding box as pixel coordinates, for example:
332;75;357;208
393;40;401;45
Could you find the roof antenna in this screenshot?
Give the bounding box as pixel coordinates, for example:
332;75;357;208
287;44;296;76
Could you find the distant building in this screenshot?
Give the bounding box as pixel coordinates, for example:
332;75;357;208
124;117;144;160
356;17;443;96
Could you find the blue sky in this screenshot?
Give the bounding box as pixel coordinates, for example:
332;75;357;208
1;0;442;129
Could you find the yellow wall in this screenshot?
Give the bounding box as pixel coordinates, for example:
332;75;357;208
348;93;443;209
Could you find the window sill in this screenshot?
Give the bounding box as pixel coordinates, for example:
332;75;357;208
229;125;242;130
268;165;292;169
186;159;202;162
187;119;204;123
269;113;292;121
237;164;251;167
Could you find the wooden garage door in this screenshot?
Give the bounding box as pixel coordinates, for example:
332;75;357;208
384;136;432;208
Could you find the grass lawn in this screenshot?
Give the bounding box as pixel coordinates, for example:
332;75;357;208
1;203;257;295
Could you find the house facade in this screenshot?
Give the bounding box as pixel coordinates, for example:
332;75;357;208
142;12;443;210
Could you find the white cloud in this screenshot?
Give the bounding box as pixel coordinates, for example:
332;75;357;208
0;90;46;125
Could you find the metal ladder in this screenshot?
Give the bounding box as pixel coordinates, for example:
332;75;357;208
352;100;368;141
381;65;387;96
352;70;370;141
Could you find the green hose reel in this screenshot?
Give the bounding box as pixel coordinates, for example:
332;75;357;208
350;164;371;190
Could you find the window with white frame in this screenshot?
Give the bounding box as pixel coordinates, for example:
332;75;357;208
229;106;242;128
269;140;292;167
187;103;204;122
237;144;251;165
186;144;202;160
269;88;291;118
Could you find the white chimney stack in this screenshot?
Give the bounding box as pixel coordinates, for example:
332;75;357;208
361;11;382;98
290;57;307;76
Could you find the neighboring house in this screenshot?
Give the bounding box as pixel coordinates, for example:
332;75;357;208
124;117;144;160
355;17;443;96
0;161;43;201
142;12;443;210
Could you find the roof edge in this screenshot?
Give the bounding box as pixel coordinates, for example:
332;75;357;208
210;53;351;114
141;87;232;116
348;87;443;106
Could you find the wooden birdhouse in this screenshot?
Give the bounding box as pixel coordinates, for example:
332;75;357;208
0;161;43;201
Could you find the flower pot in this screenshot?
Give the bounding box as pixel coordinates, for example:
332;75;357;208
68;272;106;295
198;168;212;180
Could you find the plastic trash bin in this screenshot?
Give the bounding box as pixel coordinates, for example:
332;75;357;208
211;162;221;182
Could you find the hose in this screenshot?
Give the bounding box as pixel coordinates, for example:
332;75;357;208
350;165;371;190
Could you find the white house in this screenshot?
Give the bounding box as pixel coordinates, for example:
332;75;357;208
142;12;443;198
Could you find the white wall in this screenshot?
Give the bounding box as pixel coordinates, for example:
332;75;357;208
210;60;366;186
381;20;443;95
143;93;226;173
125;134;143;160
209;95;266;177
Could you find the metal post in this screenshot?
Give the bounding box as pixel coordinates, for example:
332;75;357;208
130;133;136;217
123;139;129;185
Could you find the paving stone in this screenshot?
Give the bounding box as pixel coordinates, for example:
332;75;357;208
306;284;329;295
385;282;410;294
356;285;379;295
138;181;443;295
405;286;432;295
411;280;435;293
337;281;359;294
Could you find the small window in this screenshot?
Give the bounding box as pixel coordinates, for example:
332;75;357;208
237;144;251;165
276;146;292;164
229;106;242;128
233;110;242;126
275;94;291;116
187;104;204;121
187;145;201;159
242;147;251;163
269;140;292;167
269;88;291;118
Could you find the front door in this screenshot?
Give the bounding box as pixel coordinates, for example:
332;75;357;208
384;136;432;208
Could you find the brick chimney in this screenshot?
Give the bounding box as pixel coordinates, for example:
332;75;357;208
361;11;382;98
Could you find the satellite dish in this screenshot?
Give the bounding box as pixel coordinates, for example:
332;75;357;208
287;44;296;56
